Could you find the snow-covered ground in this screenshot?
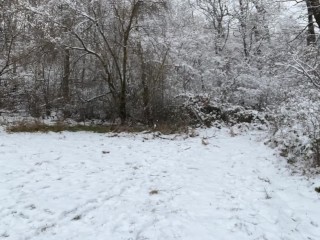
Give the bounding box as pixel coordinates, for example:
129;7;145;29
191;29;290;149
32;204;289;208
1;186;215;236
1;128;320;240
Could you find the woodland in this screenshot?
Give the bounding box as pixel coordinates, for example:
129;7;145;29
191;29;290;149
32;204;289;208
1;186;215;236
1;0;320;170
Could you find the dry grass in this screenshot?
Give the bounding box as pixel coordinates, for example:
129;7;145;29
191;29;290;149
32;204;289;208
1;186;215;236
7;120;65;133
6;120;188;135
6;121;147;133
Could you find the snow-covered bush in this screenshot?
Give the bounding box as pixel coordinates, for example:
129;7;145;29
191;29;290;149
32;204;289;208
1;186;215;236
267;89;320;171
177;94;268;128
179;94;221;127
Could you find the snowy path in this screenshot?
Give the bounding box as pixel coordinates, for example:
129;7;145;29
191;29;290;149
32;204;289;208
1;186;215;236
0;129;319;240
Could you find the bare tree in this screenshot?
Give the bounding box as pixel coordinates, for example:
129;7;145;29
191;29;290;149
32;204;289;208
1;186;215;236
0;1;20;78
196;0;230;53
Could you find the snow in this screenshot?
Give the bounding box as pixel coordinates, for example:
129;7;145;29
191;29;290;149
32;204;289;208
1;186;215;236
0;128;320;240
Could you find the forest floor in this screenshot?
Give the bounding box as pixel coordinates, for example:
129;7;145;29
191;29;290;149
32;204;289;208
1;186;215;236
0;127;320;240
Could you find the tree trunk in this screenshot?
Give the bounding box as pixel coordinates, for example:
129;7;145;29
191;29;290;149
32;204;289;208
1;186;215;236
119;43;128;125
307;0;317;45
62;48;70;103
119;89;126;125
141;60;152;125
137;42;152;125
239;0;249;58
310;0;320;28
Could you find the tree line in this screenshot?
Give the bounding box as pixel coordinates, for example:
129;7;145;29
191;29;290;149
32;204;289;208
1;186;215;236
0;0;319;126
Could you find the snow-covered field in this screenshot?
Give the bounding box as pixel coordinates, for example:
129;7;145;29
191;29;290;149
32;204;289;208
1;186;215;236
1;128;320;240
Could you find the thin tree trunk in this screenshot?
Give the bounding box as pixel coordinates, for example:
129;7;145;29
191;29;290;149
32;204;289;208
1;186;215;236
118;2;140;125
137;42;152;125
307;0;316;45
239;0;249;58
310;0;320;28
62;48;70;103
119;43;128;125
